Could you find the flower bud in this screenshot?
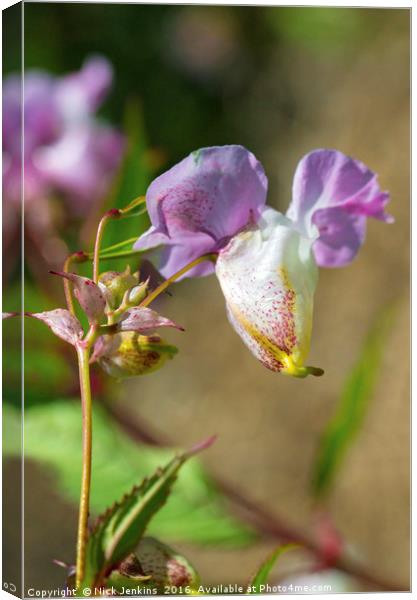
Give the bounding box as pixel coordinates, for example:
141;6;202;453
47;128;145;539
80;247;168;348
97;331;177;378
127;280;149;305
98;266;138;309
135;537;199;592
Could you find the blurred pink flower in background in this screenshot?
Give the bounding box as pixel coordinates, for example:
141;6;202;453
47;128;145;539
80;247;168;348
2;56;124;274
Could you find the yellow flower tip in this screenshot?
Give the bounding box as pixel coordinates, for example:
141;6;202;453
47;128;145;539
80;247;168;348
282;357;324;378
307;365;325;377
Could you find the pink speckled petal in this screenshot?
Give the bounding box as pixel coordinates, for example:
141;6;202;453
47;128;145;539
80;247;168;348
134;145;268;276
118;307;184;333
50;271;106;324
215;208;320;377
136;230;217;279
287;149;393;268
28;309;84;346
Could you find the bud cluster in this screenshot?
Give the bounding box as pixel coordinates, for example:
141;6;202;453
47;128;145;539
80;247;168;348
12;263;183;380
92;266;181;378
98;266;147;311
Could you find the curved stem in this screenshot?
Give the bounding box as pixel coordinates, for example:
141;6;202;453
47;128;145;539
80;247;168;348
92;197;147;283
140;253;218;308
119;195;146;215
63;252;88;315
75;344;93;589
93;211;119;283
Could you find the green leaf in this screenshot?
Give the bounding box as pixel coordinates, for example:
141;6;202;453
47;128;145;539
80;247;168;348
6;400;254;546
311;306;395;498
248;544;298;592
80;442;210;589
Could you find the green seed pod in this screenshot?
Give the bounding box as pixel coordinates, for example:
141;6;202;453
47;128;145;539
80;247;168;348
127;280;149;306
99;266;138;309
98;332;178;378
106;554;152;594
135;537;199;593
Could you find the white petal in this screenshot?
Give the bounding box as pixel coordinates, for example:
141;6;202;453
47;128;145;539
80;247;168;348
215;208;320;377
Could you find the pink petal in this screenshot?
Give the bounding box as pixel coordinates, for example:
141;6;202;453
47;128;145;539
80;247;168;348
118;307;184;333
287;149;393;268
28;309;84;345
134;145;268;278
50;271;106;323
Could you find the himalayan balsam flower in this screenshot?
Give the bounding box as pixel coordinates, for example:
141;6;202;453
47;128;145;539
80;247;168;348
135;145;392;377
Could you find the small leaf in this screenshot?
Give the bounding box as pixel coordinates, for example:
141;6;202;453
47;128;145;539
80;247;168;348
311;305;395;498
50;271;106;324
28;309;84;346
118;307;184;334
80;437;215;589
248;544;298;593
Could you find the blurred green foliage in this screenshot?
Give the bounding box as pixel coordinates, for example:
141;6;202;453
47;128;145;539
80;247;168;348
4;3;399;173
4;400;255;546
3;284;74;407
311;306;396;499
268;8;366;51
97;100;151;274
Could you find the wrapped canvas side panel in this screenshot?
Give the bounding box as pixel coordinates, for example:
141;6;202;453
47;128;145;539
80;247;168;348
3;2;23;598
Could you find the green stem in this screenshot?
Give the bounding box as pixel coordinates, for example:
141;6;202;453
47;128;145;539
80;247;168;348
140;253;218;308
95;249;143;261
93;237;139;256
75;344;93;589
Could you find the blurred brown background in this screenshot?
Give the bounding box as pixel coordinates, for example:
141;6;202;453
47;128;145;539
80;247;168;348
3;4;409;593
